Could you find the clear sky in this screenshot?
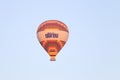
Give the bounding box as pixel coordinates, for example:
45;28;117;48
0;0;120;80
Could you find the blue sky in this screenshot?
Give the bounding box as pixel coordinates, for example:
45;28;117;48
0;0;120;80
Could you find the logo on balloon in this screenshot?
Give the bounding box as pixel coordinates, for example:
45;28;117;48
45;32;58;38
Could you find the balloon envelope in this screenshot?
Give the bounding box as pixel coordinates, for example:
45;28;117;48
37;20;69;61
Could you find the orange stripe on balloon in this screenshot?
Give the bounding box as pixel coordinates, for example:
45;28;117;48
37;20;69;33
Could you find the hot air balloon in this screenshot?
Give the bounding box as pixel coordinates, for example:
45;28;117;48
37;20;69;61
